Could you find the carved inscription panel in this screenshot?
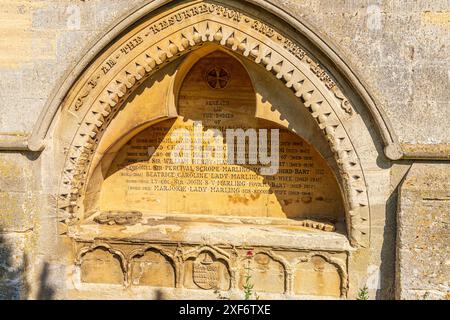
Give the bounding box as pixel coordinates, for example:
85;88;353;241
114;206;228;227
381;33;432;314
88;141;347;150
294;256;341;297
80;248;124;285
98;52;344;221
130;249;175;287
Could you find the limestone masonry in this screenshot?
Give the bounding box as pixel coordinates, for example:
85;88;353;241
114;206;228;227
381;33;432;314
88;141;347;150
0;0;448;300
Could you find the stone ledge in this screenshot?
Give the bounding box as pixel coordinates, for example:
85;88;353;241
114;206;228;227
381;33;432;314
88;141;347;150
68;218;352;252
0;133;29;151
67;285;343;300
401;143;450;160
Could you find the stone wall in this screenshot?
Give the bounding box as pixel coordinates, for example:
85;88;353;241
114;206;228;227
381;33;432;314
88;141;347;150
1;0;448;147
0;0;448;300
397;163;449;300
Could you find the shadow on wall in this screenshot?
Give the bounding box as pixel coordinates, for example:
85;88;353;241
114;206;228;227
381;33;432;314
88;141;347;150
36;262;55;300
0;233;55;300
0;233;29;299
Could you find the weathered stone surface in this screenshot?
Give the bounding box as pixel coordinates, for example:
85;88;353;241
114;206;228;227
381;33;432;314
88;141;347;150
273;0;450;145
64;45;353;298
0;0;448;145
0;0;447;300
397;163;450;300
95;52;344;222
0;192;35;233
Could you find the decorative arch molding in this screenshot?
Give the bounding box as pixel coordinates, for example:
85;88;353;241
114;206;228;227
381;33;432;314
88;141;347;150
53;0;376;247
75;242;127;268
29;0;401;159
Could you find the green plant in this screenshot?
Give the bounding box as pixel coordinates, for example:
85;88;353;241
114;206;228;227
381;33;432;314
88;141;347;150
357;285;369;300
243;250;259;300
243;260;254;299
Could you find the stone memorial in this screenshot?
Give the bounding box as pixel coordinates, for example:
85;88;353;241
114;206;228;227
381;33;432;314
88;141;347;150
71;48;350;298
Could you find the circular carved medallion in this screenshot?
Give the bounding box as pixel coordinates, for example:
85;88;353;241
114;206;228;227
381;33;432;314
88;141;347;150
205;67;230;89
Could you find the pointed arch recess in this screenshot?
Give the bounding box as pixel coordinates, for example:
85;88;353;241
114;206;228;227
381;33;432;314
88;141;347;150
55;0;373;247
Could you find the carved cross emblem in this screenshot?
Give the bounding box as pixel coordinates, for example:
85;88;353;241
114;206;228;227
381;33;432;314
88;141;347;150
205;67;230;89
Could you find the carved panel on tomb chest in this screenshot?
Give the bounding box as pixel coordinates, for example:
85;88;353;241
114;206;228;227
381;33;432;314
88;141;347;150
184;251;231;291
239;253;285;293
294;256;342;297
79;247;125;285
130;249;175;287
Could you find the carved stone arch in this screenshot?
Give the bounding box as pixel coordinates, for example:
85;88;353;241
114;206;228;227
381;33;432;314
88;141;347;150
32;0;400;158
53;1;379;248
128;244;175;261
239;249;289;270
182;245;232;291
242;249;291;288
183;245;230;262
301;252;349;298
86;44;339;193
239;250;288;294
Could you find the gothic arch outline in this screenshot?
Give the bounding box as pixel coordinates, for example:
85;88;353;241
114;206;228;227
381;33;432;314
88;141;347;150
53;0;380;247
